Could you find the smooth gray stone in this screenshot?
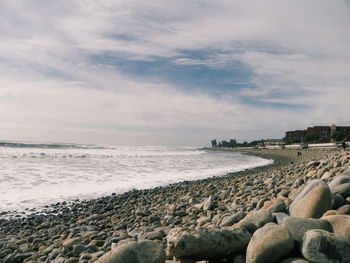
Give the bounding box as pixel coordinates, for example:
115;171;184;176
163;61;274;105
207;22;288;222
283;217;332;242
302;229;350;263
167;227;251;260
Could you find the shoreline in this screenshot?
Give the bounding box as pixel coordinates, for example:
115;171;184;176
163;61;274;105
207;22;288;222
0;148;329;226
0;148;284;222
0;148;347;262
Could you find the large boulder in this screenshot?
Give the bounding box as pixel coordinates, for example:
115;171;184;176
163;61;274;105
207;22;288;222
289;180;332;218
322;215;350;239
95;240;165;263
302;229;350;263
283;217;332;242
246;223;294;263
166;227;251;261
236;209;273;233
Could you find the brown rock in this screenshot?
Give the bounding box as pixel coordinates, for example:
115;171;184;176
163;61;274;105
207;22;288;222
322;215;350;239
289;180;332;219
246;223;294;263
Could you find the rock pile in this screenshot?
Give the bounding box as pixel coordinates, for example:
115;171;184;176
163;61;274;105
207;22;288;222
1;149;350;262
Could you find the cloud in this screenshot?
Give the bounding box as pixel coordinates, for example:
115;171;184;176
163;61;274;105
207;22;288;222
0;0;349;145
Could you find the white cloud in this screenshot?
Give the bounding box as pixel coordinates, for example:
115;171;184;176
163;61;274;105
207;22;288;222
0;0;349;145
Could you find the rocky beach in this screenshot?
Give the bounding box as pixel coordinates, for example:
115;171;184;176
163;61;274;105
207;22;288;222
1;148;350;263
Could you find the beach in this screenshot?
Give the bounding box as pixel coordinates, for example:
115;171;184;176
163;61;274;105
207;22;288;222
1;148;350;262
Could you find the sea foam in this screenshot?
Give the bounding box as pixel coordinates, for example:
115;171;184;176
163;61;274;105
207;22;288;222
0;144;273;214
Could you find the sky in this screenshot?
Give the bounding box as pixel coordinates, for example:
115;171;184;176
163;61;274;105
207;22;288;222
0;0;350;146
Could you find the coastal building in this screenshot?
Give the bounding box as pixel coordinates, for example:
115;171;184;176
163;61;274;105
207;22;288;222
285;124;350;143
306;126;331;143
285;130;306;143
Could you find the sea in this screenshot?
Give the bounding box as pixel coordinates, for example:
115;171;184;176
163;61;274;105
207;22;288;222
0;141;273;215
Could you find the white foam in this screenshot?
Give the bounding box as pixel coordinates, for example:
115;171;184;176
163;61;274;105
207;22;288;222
0;146;273;213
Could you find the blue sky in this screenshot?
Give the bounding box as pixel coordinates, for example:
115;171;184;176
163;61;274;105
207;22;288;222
90;50;255;94
0;0;350;146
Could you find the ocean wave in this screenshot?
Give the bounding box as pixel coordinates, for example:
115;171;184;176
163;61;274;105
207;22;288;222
0;146;272;214
0;141;104;149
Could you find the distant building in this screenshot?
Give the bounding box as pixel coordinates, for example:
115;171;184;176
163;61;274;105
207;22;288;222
285;130;306;143
285;124;350;144
306;126;331;143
